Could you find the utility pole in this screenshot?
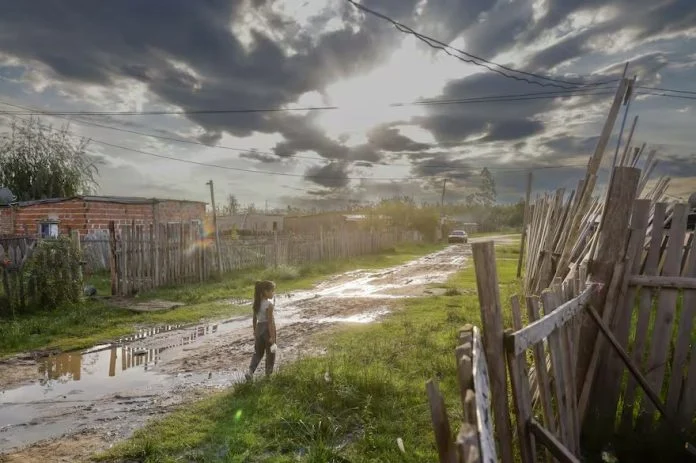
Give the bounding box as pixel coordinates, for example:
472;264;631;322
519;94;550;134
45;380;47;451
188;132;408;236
440;178;448;242
206;180;223;275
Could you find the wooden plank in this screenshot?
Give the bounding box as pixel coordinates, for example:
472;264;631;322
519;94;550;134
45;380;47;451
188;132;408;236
471;242;514;463
505;286;594;356
525;296;556;438
641;203;688;425
669;228;696;419
576;166;640;401
528;420;581;463
472;327;498;463
620;202;667;433
627;274;696;289
540;290;572;450
507;296;535;463
426;380;457;463
592;200;651;429
552;282;579;455
585;304;696;461
517;170;534;278
561;321;580;452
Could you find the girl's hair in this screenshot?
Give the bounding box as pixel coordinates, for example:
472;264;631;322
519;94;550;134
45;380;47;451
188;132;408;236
253;280;275;314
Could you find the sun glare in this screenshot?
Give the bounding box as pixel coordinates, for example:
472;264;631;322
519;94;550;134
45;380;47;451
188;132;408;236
318;35;478;138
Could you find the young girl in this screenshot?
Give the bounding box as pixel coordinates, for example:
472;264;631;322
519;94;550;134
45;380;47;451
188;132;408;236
245;280;277;380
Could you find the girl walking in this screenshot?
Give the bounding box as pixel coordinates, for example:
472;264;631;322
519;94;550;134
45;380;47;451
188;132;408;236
245;280;277;380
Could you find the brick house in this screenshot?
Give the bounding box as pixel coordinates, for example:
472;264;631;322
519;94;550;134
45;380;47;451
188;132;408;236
0;195;206;238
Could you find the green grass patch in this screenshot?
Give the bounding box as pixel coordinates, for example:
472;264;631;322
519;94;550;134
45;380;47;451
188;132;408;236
97;248;519;462
0;242;443;358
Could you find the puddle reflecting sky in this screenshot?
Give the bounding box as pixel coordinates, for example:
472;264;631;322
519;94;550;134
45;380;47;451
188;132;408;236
36;324;220;384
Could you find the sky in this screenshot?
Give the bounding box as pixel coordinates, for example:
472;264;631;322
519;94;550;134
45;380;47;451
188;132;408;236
0;0;695;210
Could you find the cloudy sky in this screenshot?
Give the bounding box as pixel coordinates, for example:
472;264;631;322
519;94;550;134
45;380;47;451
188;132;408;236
0;0;695;209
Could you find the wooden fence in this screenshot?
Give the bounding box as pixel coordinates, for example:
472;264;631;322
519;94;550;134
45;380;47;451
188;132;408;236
0;236;37;313
109;220;421;296
464;201;696;461
427;325;497;463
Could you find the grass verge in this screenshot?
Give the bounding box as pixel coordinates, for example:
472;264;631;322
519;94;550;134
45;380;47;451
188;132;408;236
96;246;519;462
0;242;443;358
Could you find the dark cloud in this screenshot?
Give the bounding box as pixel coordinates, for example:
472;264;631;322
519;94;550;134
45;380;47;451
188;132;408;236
239;151;282;163
366;125;431;152
197;131;223;146
410;155;474;181
543;134;599;157
304;162;351;188
482;119;545;142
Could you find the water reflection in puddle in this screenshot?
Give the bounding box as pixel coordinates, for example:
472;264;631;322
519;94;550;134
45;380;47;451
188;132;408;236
35;324;225;385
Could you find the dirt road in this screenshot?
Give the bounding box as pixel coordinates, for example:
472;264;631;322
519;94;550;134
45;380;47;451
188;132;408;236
0;236;516;462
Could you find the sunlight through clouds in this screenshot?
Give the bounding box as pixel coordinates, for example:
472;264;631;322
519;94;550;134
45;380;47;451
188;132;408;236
318;34;480;138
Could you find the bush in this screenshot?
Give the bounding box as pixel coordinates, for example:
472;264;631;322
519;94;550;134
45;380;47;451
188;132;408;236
23;237;83;312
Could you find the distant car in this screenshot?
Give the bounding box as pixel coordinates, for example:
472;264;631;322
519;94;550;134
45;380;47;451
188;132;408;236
448;230;468;244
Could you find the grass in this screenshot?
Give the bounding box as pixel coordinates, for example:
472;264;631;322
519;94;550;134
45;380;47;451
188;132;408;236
96;247;520;462
0;242;443;358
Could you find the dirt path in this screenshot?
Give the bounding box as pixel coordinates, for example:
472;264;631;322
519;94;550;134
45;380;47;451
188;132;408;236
0;237;515;461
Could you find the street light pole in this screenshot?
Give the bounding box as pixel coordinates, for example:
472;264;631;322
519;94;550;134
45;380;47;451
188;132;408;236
206;180;223;275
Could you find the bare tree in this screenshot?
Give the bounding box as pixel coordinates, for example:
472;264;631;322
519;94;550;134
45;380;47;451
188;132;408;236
226;194;239;215
0;117;99;201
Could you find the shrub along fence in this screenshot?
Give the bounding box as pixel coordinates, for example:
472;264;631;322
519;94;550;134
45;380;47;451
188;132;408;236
108;220;421;296
0;235;82;316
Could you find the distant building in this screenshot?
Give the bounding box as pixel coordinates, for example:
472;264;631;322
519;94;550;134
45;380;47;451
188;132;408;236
0;195;206;238
217;213;284;234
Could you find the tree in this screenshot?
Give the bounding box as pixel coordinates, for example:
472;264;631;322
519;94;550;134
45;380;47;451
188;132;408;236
225;194;239;215
0;118;99;201
466;167;497;206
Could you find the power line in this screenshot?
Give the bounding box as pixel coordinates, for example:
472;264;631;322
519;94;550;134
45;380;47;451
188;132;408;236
637;86;696;96
345;0;619;90
635;91;696;101
0;87;619;117
0;96;604;172
0;86;618;169
1;112;592;180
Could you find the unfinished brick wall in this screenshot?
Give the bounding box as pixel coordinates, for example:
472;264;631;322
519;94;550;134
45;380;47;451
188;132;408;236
5;198;206;237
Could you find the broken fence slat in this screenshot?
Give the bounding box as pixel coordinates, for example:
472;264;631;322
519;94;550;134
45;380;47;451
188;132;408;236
471;327;498;463
528;419;581;463
504;286;594;356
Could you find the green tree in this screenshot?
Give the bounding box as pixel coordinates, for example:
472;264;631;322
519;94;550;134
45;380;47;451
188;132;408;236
0;118;99;201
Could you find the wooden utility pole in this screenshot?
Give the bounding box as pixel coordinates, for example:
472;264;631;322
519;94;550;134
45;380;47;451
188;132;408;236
517;171;533;278
440;178;448;241
206;180;223;275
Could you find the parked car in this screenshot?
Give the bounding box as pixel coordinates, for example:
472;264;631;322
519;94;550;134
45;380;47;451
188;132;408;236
448;230;468;244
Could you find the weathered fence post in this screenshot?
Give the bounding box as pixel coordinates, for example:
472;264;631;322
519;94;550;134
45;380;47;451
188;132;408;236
576;166;640;428
472;241;515;463
517;171;533;278
108;220;119;296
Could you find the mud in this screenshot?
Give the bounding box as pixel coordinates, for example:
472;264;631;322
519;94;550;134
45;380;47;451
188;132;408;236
0;239;510;461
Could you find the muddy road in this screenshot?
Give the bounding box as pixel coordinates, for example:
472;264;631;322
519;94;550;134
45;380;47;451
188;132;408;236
0;236;516;461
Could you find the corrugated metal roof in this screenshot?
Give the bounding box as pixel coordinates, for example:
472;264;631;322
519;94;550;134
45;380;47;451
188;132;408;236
9;195;206;207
